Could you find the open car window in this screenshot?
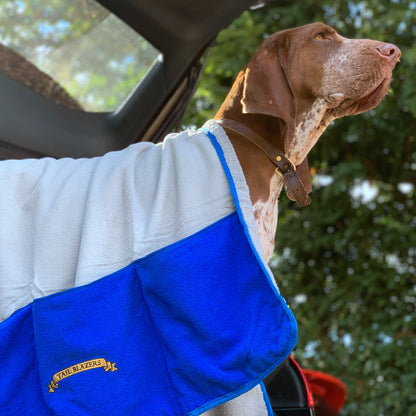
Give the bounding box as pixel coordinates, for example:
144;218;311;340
0;0;258;159
0;0;160;112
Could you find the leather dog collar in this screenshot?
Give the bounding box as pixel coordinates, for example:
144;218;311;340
216;118;311;207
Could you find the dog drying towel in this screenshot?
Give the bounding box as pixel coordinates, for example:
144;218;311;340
0;120;297;415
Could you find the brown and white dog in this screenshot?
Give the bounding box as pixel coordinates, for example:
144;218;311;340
206;22;400;416
0;22;400;416
214;22;400;263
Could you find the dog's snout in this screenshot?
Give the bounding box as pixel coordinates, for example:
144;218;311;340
376;43;401;63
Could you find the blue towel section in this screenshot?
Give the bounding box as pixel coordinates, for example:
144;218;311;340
0;212;296;415
0;304;52;415
0;125;297;415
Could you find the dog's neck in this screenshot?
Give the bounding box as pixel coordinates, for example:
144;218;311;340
215;74;332;260
289;97;334;165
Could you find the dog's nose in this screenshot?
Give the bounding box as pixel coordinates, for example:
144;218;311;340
376;43;401;63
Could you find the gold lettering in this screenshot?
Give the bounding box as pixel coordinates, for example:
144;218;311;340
47;358;118;393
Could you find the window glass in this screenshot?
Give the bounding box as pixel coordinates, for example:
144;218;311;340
0;0;160;112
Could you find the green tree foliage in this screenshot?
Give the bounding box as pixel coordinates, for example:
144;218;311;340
186;1;416;415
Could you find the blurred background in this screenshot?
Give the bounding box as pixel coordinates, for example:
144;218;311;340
0;0;414;414
184;1;416;415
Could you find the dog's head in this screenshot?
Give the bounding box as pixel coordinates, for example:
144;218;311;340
241;22;401;196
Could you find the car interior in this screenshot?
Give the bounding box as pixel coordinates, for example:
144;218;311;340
0;0;263;159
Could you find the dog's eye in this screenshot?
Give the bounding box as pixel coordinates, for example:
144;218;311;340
314;32;334;41
314;33;326;40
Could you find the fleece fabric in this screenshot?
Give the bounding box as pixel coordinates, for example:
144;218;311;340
0;120;297;415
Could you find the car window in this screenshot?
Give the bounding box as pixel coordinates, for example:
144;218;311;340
0;0;160;112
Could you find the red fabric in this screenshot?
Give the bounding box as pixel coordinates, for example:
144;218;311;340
303;369;347;414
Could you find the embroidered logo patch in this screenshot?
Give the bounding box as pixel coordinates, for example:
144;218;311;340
47;358;118;392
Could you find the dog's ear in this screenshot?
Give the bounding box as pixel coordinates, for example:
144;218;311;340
241;36;312;197
241;35;296;153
